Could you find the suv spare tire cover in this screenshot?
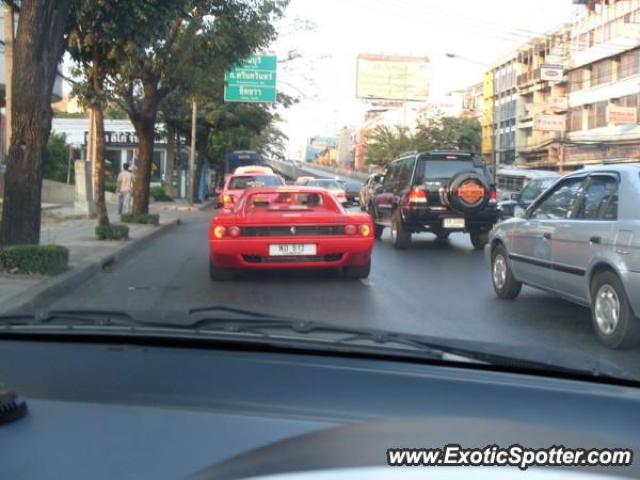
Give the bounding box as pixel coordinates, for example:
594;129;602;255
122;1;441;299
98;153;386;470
446;171;491;213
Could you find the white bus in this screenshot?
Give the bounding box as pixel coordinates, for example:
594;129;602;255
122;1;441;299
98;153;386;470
495;167;559;202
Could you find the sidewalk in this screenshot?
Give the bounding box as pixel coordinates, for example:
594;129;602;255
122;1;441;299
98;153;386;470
0;199;215;314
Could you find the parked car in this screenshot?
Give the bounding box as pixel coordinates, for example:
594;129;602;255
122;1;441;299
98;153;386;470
216;172;284;209
371;150;499;250
498;175;560;219
488;164;640;349
307;178;348;205
359;173;384;211
336;179;362;205
209;186;374;280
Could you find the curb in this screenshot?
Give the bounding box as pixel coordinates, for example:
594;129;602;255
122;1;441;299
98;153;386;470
1;219;179;315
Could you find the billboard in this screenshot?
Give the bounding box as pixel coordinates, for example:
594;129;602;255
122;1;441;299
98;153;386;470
356;54;430;101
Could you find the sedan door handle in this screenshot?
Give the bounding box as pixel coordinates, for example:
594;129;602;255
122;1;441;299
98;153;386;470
543;232;552;240
590;236;602;245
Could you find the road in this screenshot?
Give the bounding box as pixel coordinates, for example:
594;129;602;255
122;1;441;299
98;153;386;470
41;206;640;380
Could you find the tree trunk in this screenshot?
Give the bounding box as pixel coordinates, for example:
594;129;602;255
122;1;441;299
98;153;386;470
0;0;73;246
131;80;159;215
91;105;109;226
164;125;177;198
192;148;206;204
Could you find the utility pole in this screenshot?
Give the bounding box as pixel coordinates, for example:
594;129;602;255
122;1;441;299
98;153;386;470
188;99;197;204
3;4;15;159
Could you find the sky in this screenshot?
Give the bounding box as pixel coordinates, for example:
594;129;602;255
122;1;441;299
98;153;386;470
271;0;583;159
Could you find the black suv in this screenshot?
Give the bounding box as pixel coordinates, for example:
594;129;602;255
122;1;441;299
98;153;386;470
370;151;499;250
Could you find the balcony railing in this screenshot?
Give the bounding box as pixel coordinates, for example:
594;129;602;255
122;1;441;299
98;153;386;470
516;68;541;88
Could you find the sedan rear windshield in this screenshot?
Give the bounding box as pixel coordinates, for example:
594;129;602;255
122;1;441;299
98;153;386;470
229;175;283;189
415;159;483;182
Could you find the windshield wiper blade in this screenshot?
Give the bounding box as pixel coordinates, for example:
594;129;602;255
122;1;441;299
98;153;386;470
183;315;458;360
188;305;287;320
0;309;142;328
181;315;633;378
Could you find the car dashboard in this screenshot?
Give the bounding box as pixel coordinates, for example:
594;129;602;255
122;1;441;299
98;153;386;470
0;338;638;479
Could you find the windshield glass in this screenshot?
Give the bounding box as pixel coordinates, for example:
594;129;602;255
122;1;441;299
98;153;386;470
309;179;341;189
228;175;283;189
245;191;333;211
520;178;557;203
2;0;640;390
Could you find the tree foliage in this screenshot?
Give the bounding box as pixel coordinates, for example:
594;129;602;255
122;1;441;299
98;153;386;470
43;132;71;183
105;0;288;212
365;117;482;166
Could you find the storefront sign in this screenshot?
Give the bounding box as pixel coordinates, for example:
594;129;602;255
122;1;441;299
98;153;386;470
606;105;638;125
547;96;568;113
534;114;567;132
540;64;564;82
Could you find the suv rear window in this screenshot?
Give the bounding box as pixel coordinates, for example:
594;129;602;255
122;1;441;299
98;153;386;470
415;155;483;182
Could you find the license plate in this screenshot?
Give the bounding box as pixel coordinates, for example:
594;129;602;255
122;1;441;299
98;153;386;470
269;244;317;256
443;218;465;229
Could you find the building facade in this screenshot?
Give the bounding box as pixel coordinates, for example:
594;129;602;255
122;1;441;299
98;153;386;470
492;52;518;170
481;72;494;167
515;25;571;170
565;0;640;168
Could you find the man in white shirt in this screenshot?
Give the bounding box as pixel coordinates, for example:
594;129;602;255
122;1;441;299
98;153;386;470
116;163;134;215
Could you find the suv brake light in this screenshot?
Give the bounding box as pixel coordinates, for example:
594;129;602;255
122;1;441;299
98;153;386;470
408;187;427;204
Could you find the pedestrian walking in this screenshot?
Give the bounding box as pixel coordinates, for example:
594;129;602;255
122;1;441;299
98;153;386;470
116;163;134;215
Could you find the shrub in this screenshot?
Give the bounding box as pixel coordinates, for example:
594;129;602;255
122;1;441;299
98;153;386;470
0;244;69;275
95;224;129;240
120;213;160;225
150;186;173;202
104;178;117;193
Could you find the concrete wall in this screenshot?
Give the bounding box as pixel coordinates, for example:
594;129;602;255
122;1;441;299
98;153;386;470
0;177;118;205
42;179;75;204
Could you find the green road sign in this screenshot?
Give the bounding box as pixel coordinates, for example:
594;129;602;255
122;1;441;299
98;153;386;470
224;54;277;103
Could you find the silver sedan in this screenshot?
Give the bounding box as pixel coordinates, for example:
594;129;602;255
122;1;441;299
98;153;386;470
487;165;640;349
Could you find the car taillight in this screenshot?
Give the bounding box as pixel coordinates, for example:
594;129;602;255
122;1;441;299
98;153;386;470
489;187;497;202
213;226;226;239
359;224;371;236
228;226;241;238
223;194;234;206
344;224;357;235
408;187;427;203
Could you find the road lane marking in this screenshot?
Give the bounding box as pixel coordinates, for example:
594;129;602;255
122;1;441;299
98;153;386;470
359;278;375;287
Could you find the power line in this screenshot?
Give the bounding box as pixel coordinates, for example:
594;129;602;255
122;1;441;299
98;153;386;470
353;0;640;58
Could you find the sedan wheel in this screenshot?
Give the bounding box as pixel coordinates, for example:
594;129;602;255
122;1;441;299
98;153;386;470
491;245;522;300
594;285;620;336
591;271;640;349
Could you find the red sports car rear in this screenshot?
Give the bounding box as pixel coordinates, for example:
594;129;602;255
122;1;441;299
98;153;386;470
209;187;374;280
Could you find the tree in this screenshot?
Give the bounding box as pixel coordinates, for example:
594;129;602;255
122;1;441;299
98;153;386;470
365;117;482;167
110;0;287;214
250;119;289;161
67;0;183;226
0;0;75;245
415;117;481;153
364;125;414;167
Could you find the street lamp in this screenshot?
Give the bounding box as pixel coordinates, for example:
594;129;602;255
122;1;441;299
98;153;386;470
445;53;491;68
